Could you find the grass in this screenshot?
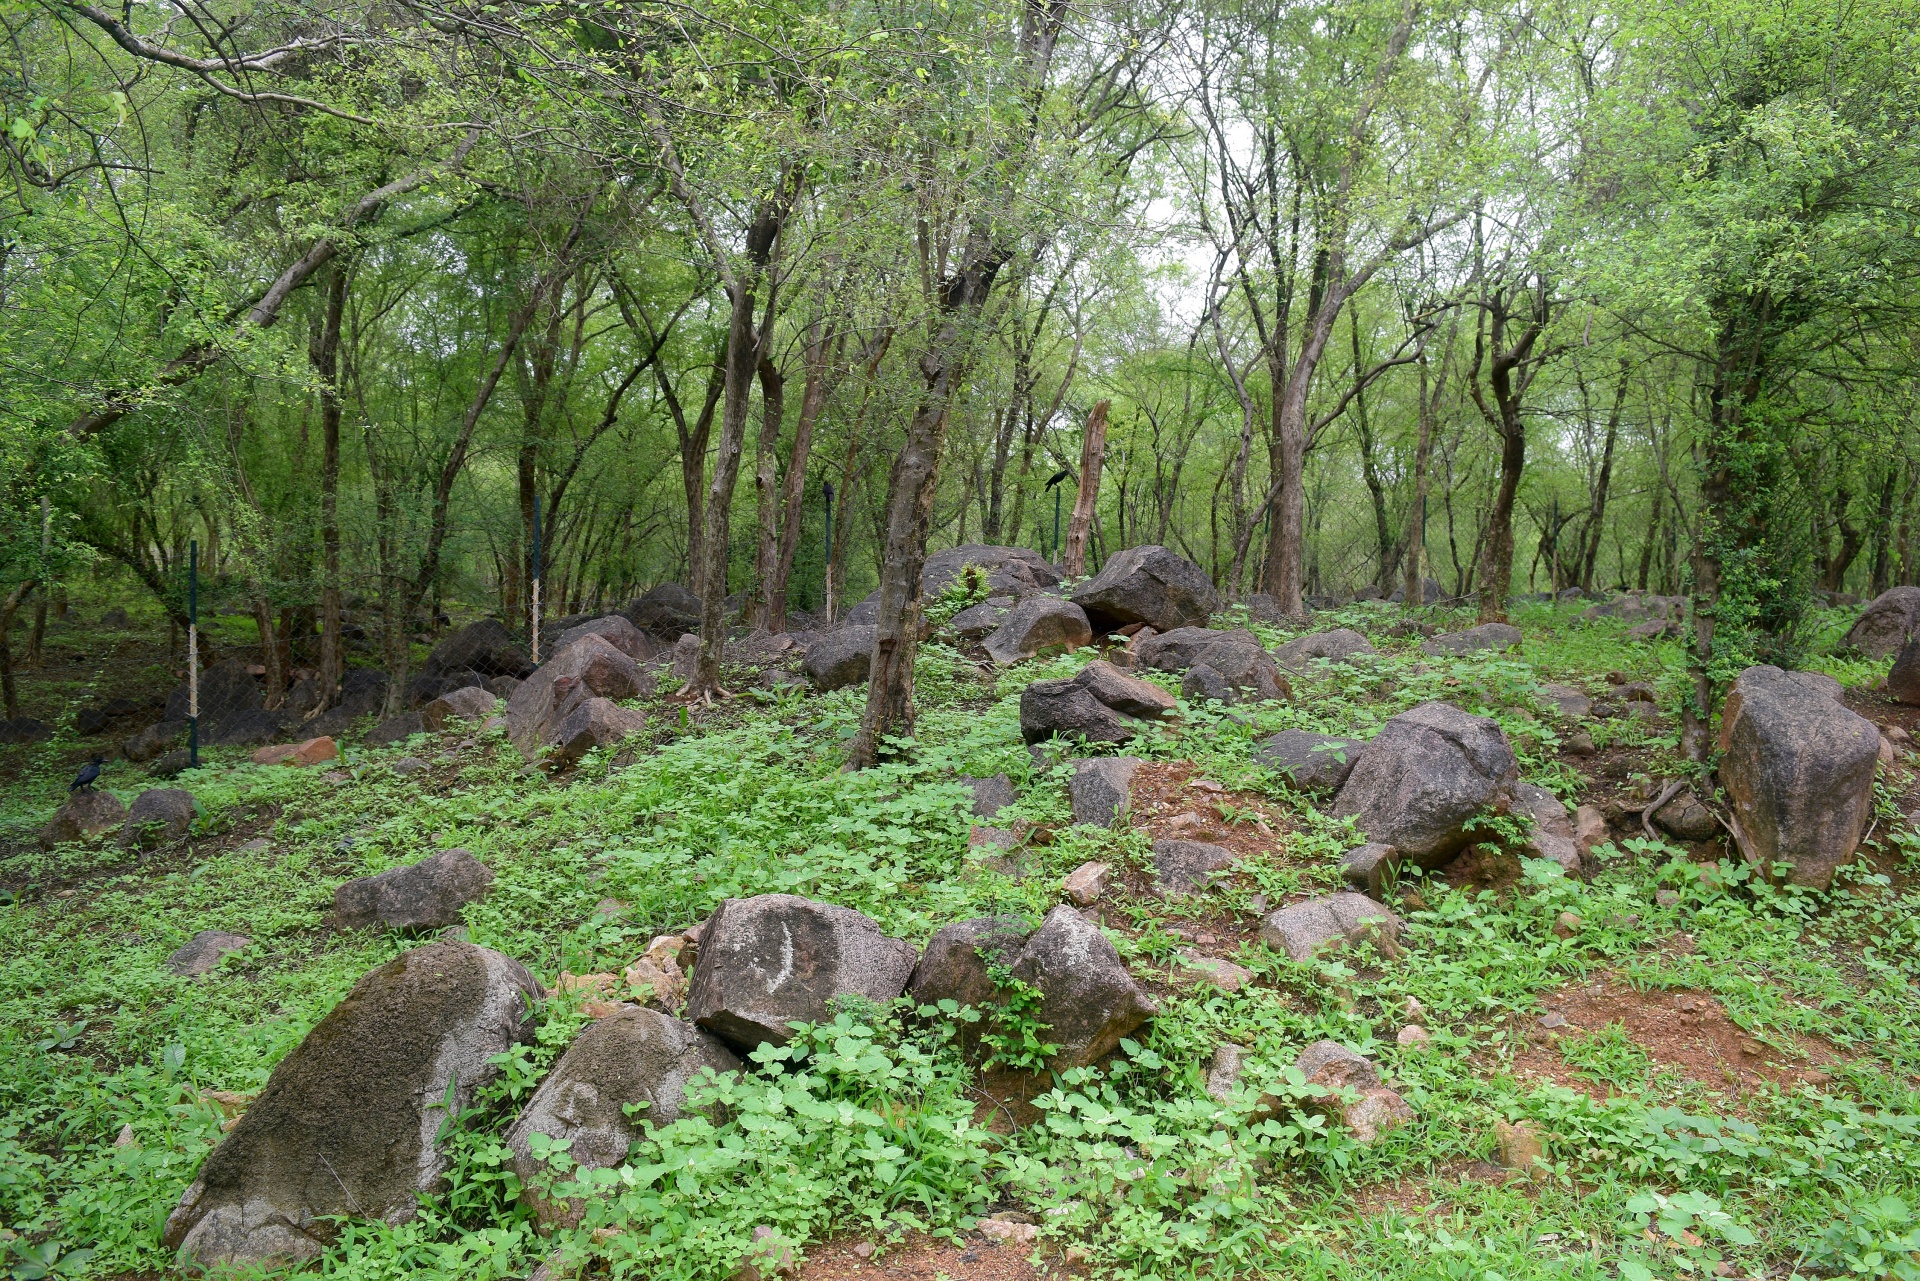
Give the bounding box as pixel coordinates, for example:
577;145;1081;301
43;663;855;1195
1;592;1916;1280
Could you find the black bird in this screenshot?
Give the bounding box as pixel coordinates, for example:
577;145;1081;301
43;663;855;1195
69;756;106;793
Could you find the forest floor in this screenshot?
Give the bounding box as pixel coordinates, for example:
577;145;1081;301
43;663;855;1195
2;591;1918;1281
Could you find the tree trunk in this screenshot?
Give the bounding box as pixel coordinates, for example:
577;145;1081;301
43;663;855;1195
1579;360;1628;592
314;261;348;702
769;322;840;630
1869;464;1898;596
1403;337;1444;608
751;349;787;630
1062;400;1110;575
0;582;33;720
26;497;50;667
250;593;285;709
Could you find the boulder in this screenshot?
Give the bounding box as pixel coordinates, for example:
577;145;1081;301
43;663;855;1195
802;625;876;691
333;849;495;932
1842;586;1920;658
1070;545;1220;632
123;719;186;763
1063;862;1111;906
287;676;329;716
1786;671;1843;703
548;697;647;770
487;674;523;700
165;658;263;727
1254;729;1368;792
252;736;338;768
1068;757;1140;828
964;773;1017;820
921;545;1061;600
161;941;540;1269
149;748;192;778
1538;684;1592;719
1260;893;1402;963
166;930;251;977
1330;702;1519;867
554;614;658;665
1136;626;1261;673
39;788;127;848
905;916;1031;1059
365;712;425;747
1151;840;1235;895
982;597;1093;666
1716;664;1880;888
1628;617;1681;642
684;895;919;1052
1337;843;1401;898
1419;623;1521;658
421;619;533;682
1512;782;1588;878
505;1008;741;1227
0;716;54;744
949;599;1014;641
1181;639;1291;704
1287;1041;1412;1144
421;685;497;731
205;709;290;748
1653;789;1719;842
1206;1044;1245;1102
1019;661;1176;745
121;787;196;848
1574;805;1610;860
506;633;645;759
1273;628;1375;668
1892;636;1920;707
626;583;704;637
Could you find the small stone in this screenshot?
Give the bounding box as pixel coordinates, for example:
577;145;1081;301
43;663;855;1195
1404;995;1426;1021
1063;861;1111;906
1538;1012;1568;1030
1175;951;1254;993
1494;1119;1544;1172
114;1123;138;1149
731;1225;799;1280
1655;889;1680;908
977;1218;1039;1247
852;1242;872;1259
1205;1044;1245;1102
1396;1025;1430;1049
166;930;251;977
391;756;429;776
1552;911;1583;939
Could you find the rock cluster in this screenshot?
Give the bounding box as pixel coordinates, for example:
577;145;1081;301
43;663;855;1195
1020;661;1176;744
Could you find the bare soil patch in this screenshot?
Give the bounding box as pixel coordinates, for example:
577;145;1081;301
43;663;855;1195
801;1232;1077;1281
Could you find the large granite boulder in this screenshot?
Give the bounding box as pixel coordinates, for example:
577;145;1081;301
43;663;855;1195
333;849;495;931
420;685;496;731
1331;702;1518;867
1019;661;1176;745
909;908;1156;1073
1716;664;1881;889
1070;545;1220;632
1273;628;1375;668
626;583;703;638
505;1008;741;1227
949;599;1014;642
554;614;658;665
506;633;645;759
1419;623;1521;658
1254;729;1368;792
40;788;127;848
547;697;647;770
922;545;1061;600
1842;586;1920;658
982;597;1092;666
161;942;541;1269
803;625;876;691
121;787;196;848
1135;626;1261;673
1889;636;1920;706
1260;893;1402;963
684;895;919;1052
421;619;534;682
1182;638;1291;704
1068;757;1140;828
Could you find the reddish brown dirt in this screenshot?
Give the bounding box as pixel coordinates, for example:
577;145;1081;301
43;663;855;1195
1128;761;1295;864
800;1233;1078;1280
1346;1159;1527;1218
1499;975;1841;1097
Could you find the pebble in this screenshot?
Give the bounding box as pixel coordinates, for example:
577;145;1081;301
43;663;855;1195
851;1242;872;1259
1494;1118;1544;1171
1397;1025;1431;1049
391;757;428;776
1552;911;1583;939
1404;995;1427;1021
1538;1012;1568;1030
1655;890;1680;908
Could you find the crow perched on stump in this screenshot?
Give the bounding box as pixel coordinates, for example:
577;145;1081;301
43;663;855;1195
69;756;106;792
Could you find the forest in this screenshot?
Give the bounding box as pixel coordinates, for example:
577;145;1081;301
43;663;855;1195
3;0;1920;1276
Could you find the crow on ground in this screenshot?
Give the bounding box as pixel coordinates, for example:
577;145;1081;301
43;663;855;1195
69;756;106;792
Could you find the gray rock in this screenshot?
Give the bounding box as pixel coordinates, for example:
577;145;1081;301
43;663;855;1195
486;674;523;700
1538;684;1592;719
1893;636;1920;707
905;916;1030;1060
122;787;196;848
122;719;186;763
1254;729;1368;792
39;788;127;848
684;895;919;1052
1182;640;1291;704
1068;757;1140;828
149;748;193;778
1842;586;1920;658
390;756;429;776
1273;628;1375;668
802;625;876;691
1283;1041;1413;1143
205;708;289;748
1785;670;1843;704
1070;545;1221;632
1260;893;1402;963
1337;843;1401;897
1206;1044;1245;1102
982;597;1093;666
1136;626;1261;672
506;633;647;759
1512;782;1588;878
1628;617;1682;642
421;619;533;681
964;773;1017;819
547;697;646;770
505;1008;740;1227
333;849;495;931
1296;1039;1381;1090
420;685;496;731
1717;664;1881;889
166;930;251;977
553;614;658;665
968;905;1155;1072
0;717;54;744
921;545;1061;601
161;941;539;1269
1020;662;1176;745
626;583;703;637
948;600;1013;641
1151;840;1235;895
1419;623;1521;657
1331;701;1519;867
1653;789;1719;842
365;712;425;747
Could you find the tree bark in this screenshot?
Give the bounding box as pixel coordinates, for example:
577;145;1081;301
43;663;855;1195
1468;280;1549;623
1579;359;1628;592
0;582;33;720
1062;400;1110;575
314;261;349;702
768;320;841;630
751;347;787;630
